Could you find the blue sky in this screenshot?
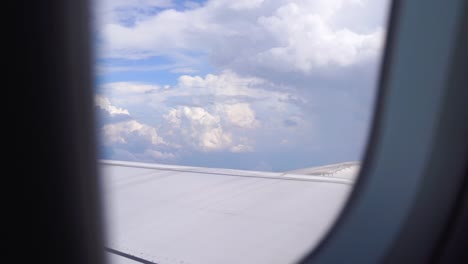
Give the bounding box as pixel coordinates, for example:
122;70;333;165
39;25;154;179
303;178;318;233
94;0;389;171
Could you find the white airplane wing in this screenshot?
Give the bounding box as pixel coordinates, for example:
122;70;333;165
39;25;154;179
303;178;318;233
100;160;360;264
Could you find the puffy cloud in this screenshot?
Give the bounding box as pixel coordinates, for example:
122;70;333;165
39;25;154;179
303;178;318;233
99;70;292;122
255;3;383;72
94;96;176;162
102;120;164;145
95;95;130;116
97;0;385;76
95;95;133;124
218;103;257;128
175;71;278;98
163;105;255;152
99;70;269;105
98;70;312;159
96;71;277;161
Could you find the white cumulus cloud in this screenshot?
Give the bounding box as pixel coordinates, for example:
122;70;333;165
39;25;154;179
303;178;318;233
164;106;234;152
95;95;130;116
97;0;386;76
102;120;165;145
98;70;308;157
163;103;259;153
217;103;258;128
255;2;383;72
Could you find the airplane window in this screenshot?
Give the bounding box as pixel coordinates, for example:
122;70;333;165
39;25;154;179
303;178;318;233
93;0;391;263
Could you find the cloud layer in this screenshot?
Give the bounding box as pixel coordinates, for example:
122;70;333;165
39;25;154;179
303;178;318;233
99;0;385;74
94;0;389;171
96;71;309;164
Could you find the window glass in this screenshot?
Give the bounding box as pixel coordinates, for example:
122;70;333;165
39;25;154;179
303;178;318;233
94;0;390;263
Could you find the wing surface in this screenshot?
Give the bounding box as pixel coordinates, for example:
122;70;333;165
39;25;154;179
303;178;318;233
101;160;358;264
